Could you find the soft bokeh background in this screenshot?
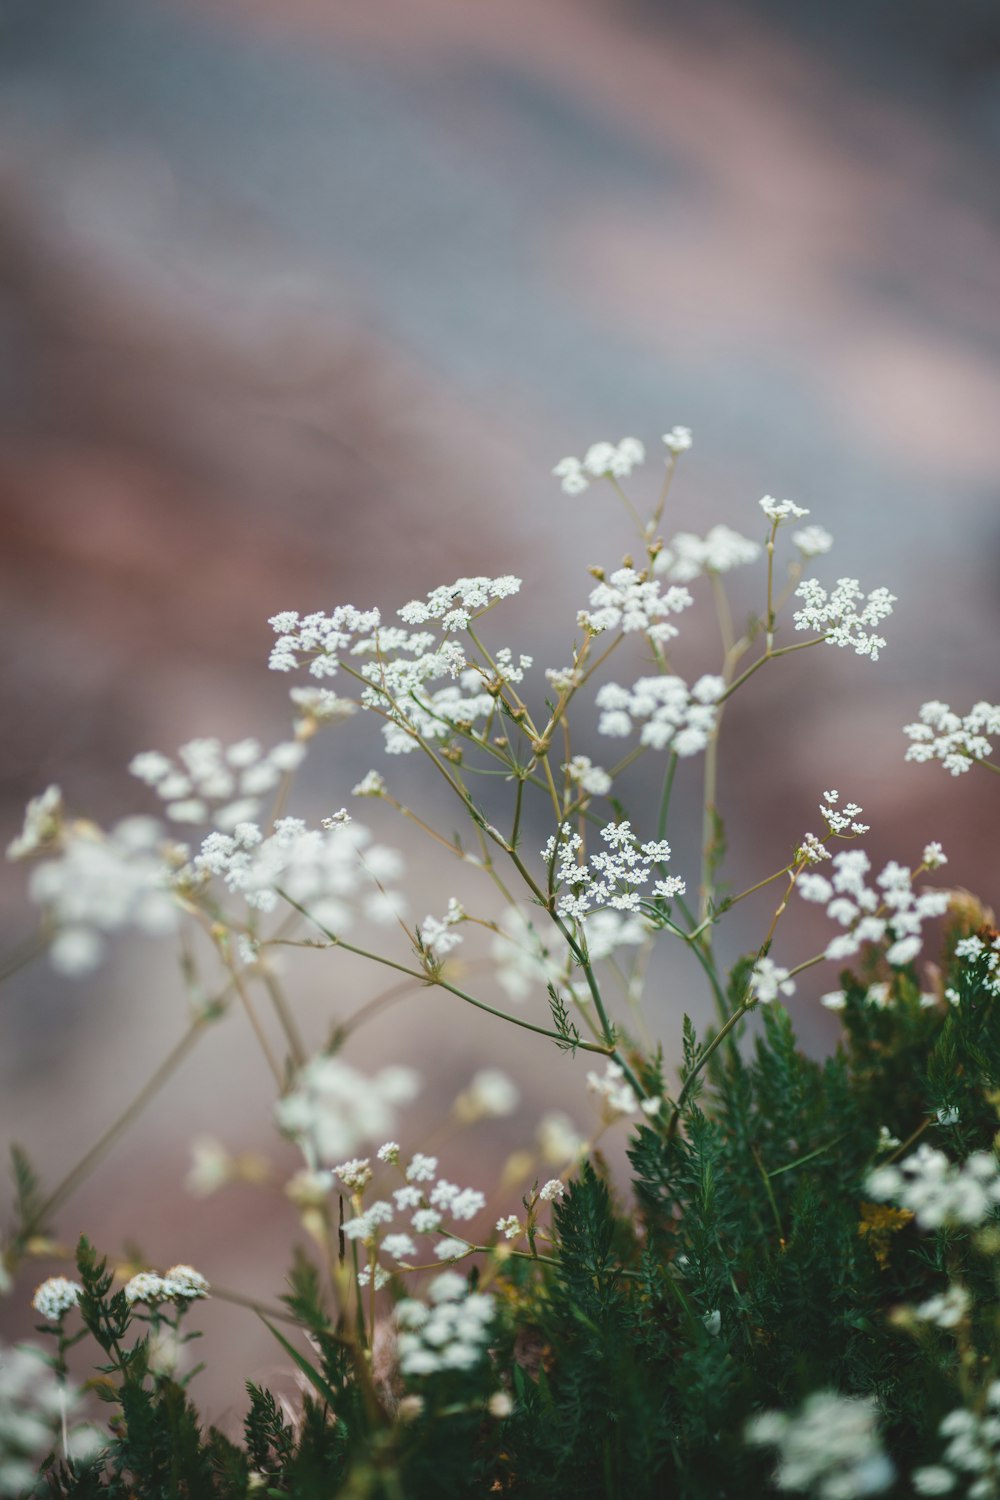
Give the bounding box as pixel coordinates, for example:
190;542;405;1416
2;0;1000;1413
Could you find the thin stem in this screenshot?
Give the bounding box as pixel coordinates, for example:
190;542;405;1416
666;998;753;1141
752;1145;783;1238
608;477;647;537
229;964;284;1088
277;891;612;1055
260;969;308;1069
28;1014;213;1234
656;752;679;843
715;635;829;708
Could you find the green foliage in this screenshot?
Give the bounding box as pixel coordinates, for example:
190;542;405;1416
21;919;1000;1498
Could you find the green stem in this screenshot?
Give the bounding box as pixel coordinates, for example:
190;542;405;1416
27;1014;213;1235
276;891;612;1056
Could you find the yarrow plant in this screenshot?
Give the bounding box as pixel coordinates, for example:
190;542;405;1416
4;425;1000;1498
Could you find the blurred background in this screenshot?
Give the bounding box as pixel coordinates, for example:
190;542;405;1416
2;0;1000;1414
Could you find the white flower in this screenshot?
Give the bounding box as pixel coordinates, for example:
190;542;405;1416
382;1234;417;1262
434;1238;471;1261
277;1058;419;1165
595;674;720;755
333;1158;373;1191
792;524;833;557
662;426;692;454
552;437;647;492
586;1060;638;1118
746;1390;895;1497
31;1278;82;1322
904;700;1000;776
912;1465;957;1495
352;770;386;798
7;786;64;860
28;816;177;976
654;525;759;583
793;577;896;660
457;1069;520;1120
538;1179;565;1202
564;755;612;798
419;899;465;962
123;1272;172;1304
580;569;692;643
759;495;810;523
406;1153;438;1183
289;686;357;725
552;456;589;495
867;1144;1000;1230
544;821;685;922
163;1265;209;1301
915;1284;969;1330
397;575;521;632
537;1112;584;1165
749;958;795;1004
496;1215;522;1241
131;737;306;829
186;1137;233;1197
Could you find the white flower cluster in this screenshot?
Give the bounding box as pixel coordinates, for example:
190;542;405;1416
793;577;896;660
746;1390;895;1498
31;1277;82;1322
585;1061;661;1120
663;426;692;455
130;737;306;829
6;785;63;861
0;1342;104;1494
27;816;177;976
595;673;724;754
380;668;496;755
289;685;357;727
904;700;1000;776
749;957;796;1004
453;1068;521;1122
954;934;1000;999
913;1385;1000;1497
798;847;949;968
122;1265;209;1305
867;1145;1000;1230
914;1283;969;1330
552;438;645;494
793;524;834;558
336;1148;489;1286
491;905;651;1005
269;579;520;755
491;907;569;1003
579;569;693;643
397;576;522;632
419;899;465;962
394;1273;496;1378
543;821;685;923
564;755;612;798
818;789;870;837
268;604;381;677
821;982;938;1013
760;496;810;524
277;1058;420;1165
193;816;404;926
654;525;760;583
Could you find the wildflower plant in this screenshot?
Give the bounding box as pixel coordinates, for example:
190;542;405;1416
3;427;1000;1496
